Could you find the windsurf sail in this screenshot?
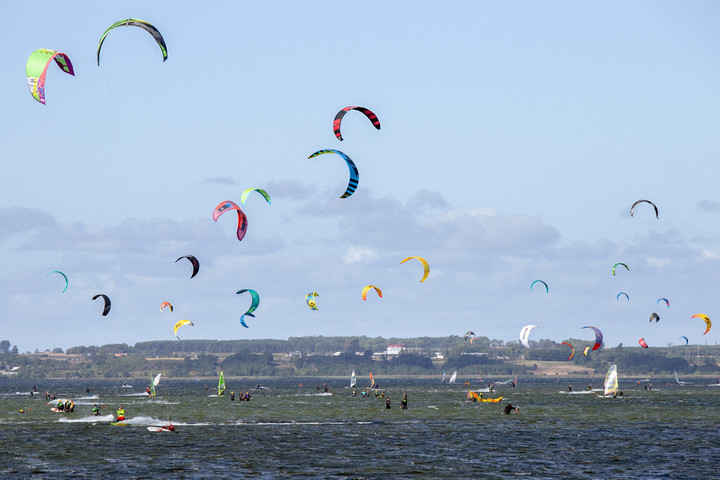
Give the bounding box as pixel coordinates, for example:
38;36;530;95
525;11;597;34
369;372;375;389
350;370;356;388
448;371;457;384
604;364;618;396
673;370;687;385
218;371;226;396
149;373;157;397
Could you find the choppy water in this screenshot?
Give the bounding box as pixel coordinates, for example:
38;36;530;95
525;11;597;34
2;376;719;479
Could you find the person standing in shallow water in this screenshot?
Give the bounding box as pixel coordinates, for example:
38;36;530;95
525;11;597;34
385;397;391;409
401;392;408;409
502;403;518;415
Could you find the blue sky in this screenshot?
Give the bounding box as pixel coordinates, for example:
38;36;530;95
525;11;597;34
1;1;720;352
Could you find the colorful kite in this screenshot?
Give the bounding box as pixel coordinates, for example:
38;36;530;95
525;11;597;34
26;49;74;104
97;19;167;65
308;150;359;198
333;106;381;141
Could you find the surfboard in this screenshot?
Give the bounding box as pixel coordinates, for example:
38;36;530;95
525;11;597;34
110;422;127;426
147;426;174;432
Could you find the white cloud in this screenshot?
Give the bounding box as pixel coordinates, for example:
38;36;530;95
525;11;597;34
343;246;380;264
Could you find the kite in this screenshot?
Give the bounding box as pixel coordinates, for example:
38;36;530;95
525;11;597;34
361;285;382;301
173;319;193;339
530;280;549;294
630;199;659;219
333;106;381;141
657;298;669;308
639;338;649;348
160;301;173;312
582;326;603;351
612;263;629;276
649;312;660;323
47;271;69;292
305;292;319;310
679;336;689;345
464;331;476;342
308;150;359;198
691;314;711;335
91;294;111;316
175;255;199;278
26;49;74;105
240;188;271;207
237;289;260;327
561;342;575;360
519;325;538;348
400;256;430;283
97;19;167;65
617;292;629;301
583;346;591;356
213;201;248;242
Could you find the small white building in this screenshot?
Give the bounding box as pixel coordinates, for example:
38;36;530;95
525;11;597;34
386;345;405;355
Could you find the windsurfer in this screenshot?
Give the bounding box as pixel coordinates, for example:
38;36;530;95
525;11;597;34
145;387;152;397
116;405;125;422
502;403;518;415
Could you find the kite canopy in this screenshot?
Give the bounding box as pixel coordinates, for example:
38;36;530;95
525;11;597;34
630;199;659;219
240;188;271;207
91;294;111;316
561;342;575;359
649;312;660;323
519;325;538;348
639;338;649;348
401;256;430;283
237;289;260;327
333;106;381;141
305;292;319;310
583;346;591;356
47;270;69;292
463;331;476;342
612;263;629;276
657;298;669;308
530;280;549;294
97;18;167;65
679;336;689;345
160;301;173;312
173;319;193;339
308;149;359;198
617;292;629;301
213;201;248;242
582;326;603;351
26;49;74;105
175;255;199;278
361;285;382;301
691;314;711;335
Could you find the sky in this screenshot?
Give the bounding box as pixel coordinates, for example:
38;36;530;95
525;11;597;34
1;1;720;352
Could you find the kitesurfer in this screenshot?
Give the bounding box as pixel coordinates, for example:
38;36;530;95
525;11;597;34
502;403;518;415
230;391;235;401
587;383;592;391
92;404;101;416
116;405;125;422
568;385;572;392
57;399;64;411
86;387;92;396
488;383;495;393
385;397;391;409
401;392;408;409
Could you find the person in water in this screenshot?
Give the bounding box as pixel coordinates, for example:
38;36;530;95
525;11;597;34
502;403;518;415
92;404;101;416
116;405;125;422
86;387;92;396
230;391;235;401
385;397;391;409
568;385;572;392
57;399;64;411
401;392;408;410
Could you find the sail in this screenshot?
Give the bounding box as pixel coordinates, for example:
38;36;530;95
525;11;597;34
218;371;226;396
369;372;375;388
153;373;162;387
350;370;356;388
448;371;457;384
149;373;156;397
604;364;618;396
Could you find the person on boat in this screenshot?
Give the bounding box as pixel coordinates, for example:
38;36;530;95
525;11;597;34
401;392;408;409
92;404;101;416
502;403;518;415
230;391;235;401
385;397;391;409
116;405;125;422
163;423;175;431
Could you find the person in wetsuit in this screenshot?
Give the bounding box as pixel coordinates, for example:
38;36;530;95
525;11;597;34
502;403;518;415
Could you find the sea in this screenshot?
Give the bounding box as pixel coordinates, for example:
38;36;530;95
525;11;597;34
1;375;718;479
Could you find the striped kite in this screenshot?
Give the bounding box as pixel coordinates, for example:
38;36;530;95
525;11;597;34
213;201;248;242
333;106;381;141
308;150;359;198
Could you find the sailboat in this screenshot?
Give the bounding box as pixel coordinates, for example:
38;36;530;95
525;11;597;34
674;370;688;385
218;371;226;396
350;370;356;388
603;364;618;396
448;371;457;384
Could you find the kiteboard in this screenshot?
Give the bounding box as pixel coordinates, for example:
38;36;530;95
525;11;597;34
110;422;127;426
50;408;71;413
479;396;503;403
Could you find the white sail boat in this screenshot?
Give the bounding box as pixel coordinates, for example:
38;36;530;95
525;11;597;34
603;364;618;396
350;370;356;388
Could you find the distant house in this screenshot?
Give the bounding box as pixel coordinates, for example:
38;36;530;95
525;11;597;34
386;345;405;355
432;352;445;360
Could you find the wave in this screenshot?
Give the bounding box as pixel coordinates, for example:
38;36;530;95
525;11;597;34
58;414;114;423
